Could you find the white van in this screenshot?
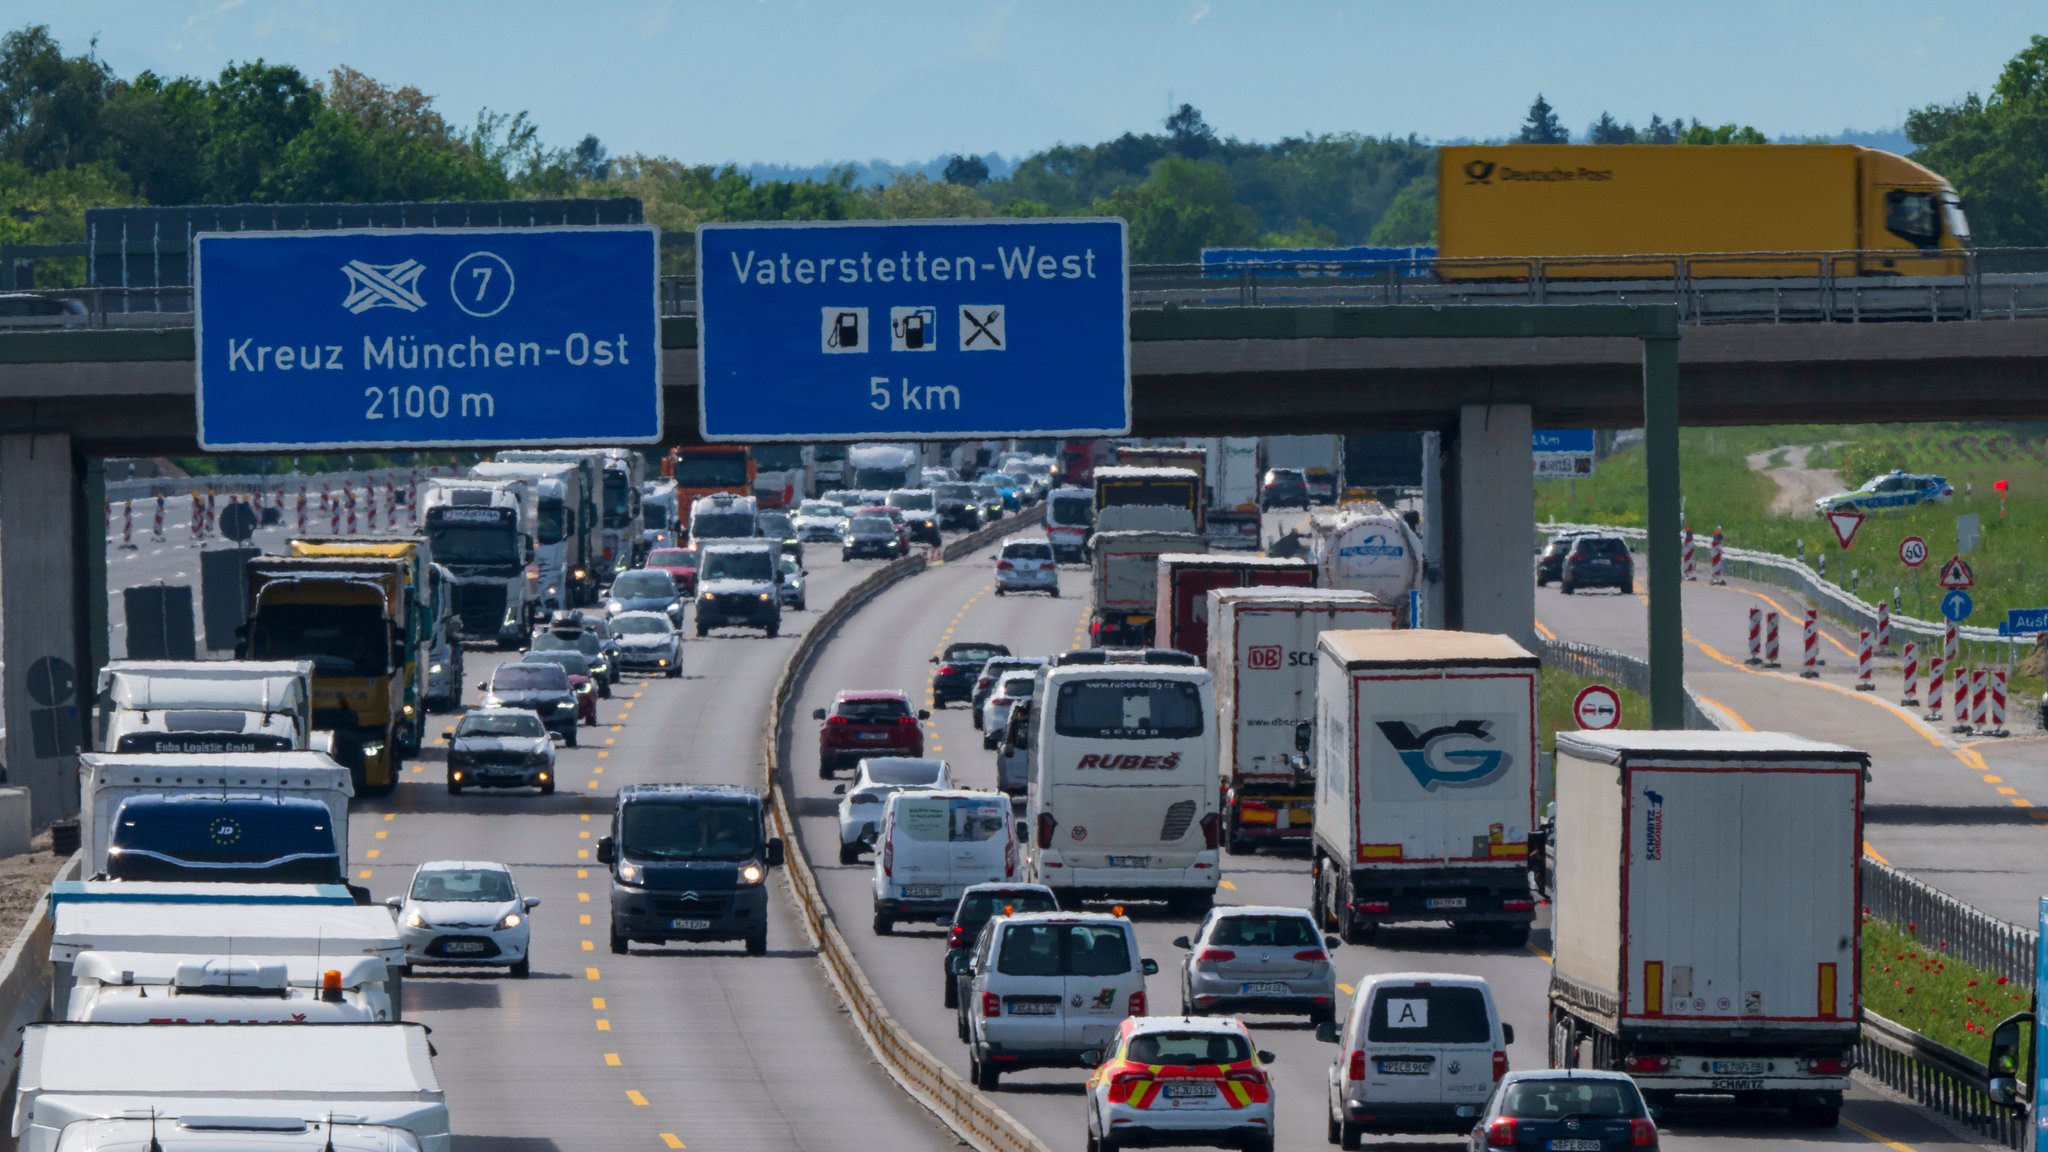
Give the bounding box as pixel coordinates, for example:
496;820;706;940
1023;664;1220;913
961;910;1156;1089
871;790;1017;934
1317;971;1513;1146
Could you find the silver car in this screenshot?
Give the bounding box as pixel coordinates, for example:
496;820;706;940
609;610;682;678
779;554;807;610
1175;904;1341;1024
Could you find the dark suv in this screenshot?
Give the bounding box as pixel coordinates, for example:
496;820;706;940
597;783;784;956
1560;535;1635;594
934;482;981;531
1534;531;1593;587
931;640;1011;708
814;690;927;777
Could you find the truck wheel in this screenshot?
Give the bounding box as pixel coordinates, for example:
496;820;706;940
1791;1098;1841;1128
1490;923;1532;948
971;1048;1000;1090
1338;1116;1362;1150
540;778;556;796
1343;918;1377;946
1169;890;1214;917
1560;581;1576;595
765;623;780;638
609;929;628;955
819;760;836;779
745;930;767;956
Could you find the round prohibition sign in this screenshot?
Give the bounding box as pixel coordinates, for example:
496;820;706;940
450;250;516;317
1898;535;1928;568
1572;684;1622;731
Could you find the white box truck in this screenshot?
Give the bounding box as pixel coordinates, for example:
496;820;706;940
94;661;320;756
1309;630;1538;945
78;752;353;884
13;1022;448;1152
64;952;392;1023
1209;589;1394;853
1547;730;1866;1127
1088;530;1204;647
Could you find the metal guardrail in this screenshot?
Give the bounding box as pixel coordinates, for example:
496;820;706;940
1533;635;1725;732
1859;1009;2026;1149
760;505;1049;1152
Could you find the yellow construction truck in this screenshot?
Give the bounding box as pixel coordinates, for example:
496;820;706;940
240;552;425;795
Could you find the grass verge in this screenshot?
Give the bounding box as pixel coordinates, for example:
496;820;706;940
1537;667;1647;761
1861;916;2028;1064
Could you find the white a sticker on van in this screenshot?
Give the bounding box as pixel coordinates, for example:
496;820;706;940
1386;998;1430;1028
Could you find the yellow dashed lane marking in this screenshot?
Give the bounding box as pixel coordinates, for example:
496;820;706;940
374;830;388;840
578;891;591;902
577;849;590;859
593;997;606;1010
596;1018;611;1031
582;939;595;951
580;914;592;925
365;849;380;859
585;967;600;980
578;869;589;879
580;830;591;839
1337;983;1354;995
626;1090;649;1106
358;870;372;880
383;813;395;822
661;1134;686;1149
581;813;591;821
1218;880;1237;891
604;1052;621;1067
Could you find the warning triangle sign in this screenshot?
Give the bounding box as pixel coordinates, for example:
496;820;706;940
1826;508;1865;549
1938;555;1975;589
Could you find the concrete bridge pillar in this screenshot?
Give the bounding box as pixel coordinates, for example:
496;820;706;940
1;432;91;827
1446;403;1535;647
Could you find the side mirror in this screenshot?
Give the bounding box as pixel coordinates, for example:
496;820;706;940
832;784;847;795
811;708;827;721
1325;934;1342;951
383;896;403;911
1314;1021;1342;1044
1988;1014;2029;1107
936;916;955;927
929;655;940;664
1171;936;1192;950
1141;959;1159;976
1502;1023;1516;1045
1257;1050;1276;1065
1295;721;1313;754
437;733;449;742
1079;1049;1102;1067
766;837;785;867
524;897;542;911
1014;820;1029;843
917;709;931;720
475;681;488;693
596;836;616;865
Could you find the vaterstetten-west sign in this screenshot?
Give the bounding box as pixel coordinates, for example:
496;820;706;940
194;226;660;450
696;218;1130;441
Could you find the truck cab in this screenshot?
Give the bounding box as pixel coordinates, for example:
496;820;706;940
597;784;785;956
95;660;316;755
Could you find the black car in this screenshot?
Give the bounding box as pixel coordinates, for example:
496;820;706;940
479;662;581;745
931;640;1011;708
939;883;1059;1009
1559;535;1635;594
1261;467;1311;510
843;515;903;560
1469;1070;1658;1151
933;482;981;531
1534;531;1594;587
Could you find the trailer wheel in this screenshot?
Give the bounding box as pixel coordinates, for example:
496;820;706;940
1790;1097;1841;1128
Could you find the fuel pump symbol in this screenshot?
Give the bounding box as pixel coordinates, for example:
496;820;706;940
890;306;937;352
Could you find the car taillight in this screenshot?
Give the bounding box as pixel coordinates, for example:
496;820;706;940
1358;901;1391;914
1492;1050;1507;1081
1199;812;1220;850
1293;950;1328;963
1106;1068;1146;1104
982;992;1001;1018
997;560;1015;570
1621;1055;1670;1073
1484;1117;1516;1148
1037;813;1056;849
1502;898;1535;912
826;714;849;726
1347;1050;1366;1081
1629;1118;1657;1146
1807;1056;1851;1075
897;715;917;726
937;664;959;676
948;925;966;950
1196;948;1236;963
1128;991;1145;1016
1224;1067;1271;1103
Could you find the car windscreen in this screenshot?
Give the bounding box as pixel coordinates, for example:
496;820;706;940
523;651;592;678
894;796;1007;843
936;484;973;501
496;664;569;690
945;643;1008;664
797;502;839;518
532;632;603;658
410;867;516;902
458;713;545;738
866;760;944;786
611;572;676;599
836;697;910;722
850;517;893;536
1365;985;1492;1044
758;513;794;536
752;445;803;469
1575;538;1630;558
701;549;773;582
619;802;760;861
994;675;1037;698
888;490;936;511
959;890;1057;926
1127;1031;1252;1066
1054;678;1204;740
612;615;671;636
1210;914;1320;948
106;799;339;884
646;550;697;569
1502;1079;1646;1120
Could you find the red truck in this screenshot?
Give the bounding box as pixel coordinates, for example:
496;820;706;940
1154;554;1316;662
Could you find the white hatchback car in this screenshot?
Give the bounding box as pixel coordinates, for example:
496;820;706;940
994;536;1059;596
1086;1016;1277;1152
390;860;541;979
834;757;954;864
981;670;1038;749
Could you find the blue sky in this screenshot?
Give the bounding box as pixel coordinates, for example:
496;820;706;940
24;1;2043;165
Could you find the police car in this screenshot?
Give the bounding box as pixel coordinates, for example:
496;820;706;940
1814;470;1953;515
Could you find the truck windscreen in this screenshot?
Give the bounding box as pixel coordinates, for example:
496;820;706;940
620;803;760;861
427;523;520;565
247;604;391;676
1054;679;1205;740
106;798;341;884
604;472;633;526
1098;480;1198;509
536;498;566;544
753;445;803;469
677;455;750;486
1050;494;1094;525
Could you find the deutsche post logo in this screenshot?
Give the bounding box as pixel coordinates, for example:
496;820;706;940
1463;160;1495;185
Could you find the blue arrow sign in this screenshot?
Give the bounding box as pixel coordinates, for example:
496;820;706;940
696;218;1129;441
1533;429;1596;454
1942;589;1974;622
195;226;660;450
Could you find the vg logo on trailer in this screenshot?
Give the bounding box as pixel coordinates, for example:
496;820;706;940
195;225;660;451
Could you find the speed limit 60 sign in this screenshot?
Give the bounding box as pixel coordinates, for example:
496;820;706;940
1573;684;1622;731
1899;536;1928;568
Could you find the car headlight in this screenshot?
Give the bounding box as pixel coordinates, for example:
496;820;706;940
495;912;524;931
363;740;386;759
757;592;771;602
546;585;559;596
429;662;444;675
402;704;415;719
573;568;588;580
575;681;595;696
405;910;427;929
607;600;624;613
617;862;642;885
556;698;578;711
666;604;683;618
739;863;765;885
702;591;718;600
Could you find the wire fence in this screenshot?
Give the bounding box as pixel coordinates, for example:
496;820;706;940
1861;857;2036;988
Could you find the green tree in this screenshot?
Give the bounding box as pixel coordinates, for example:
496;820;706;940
1643;114;1677;144
1092;156;1255;262
1517;94;1569;143
942;153;989;186
99;70;208;203
200;60;322;199
1587;112;1636;144
1165;102;1216;158
0;25;113;173
264;66;507;202
1908;33;2048;246
1366;175;1434;244
0;158;137;283
864;172;993;219
1679;121;1767;145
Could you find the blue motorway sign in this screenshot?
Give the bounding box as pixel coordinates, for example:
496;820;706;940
2002;607;2048;636
1942;589;1974;622
696;218;1129;441
195;226;660;450
1533;429;1596;454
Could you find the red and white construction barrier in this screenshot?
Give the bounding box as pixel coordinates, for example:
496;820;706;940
1682;529;1697;581
1855;630;1874;691
1900;642;1919;706
1764;611;1781;668
151;496;165;542
1800;609;1820;679
120;500;134;549
1709;530;1726;585
1953;666;1972;734
1971;668;1990;733
345;489;358;535
1745;607;1762;665
1876;600;1894;654
1991;669;2009;737
1925;654;1945;721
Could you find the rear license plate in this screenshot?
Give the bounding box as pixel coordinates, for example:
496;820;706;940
1009;1002;1057;1015
1377;1059;1431;1075
1164;1083;1218;1099
904;886;942;898
1548;1141;1603;1152
1712;1059;1767;1074
857;732;888;741
669;918;710;930
1241;981;1290;996
1106;855;1150;868
443;941;488;954
1424;897;1468;910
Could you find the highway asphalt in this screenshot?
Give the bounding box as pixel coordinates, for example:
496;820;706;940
778;540;1988;1152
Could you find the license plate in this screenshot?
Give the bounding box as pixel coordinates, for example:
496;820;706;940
1425;897;1468;910
443;941;488;954
1164;1083;1218;1099
1377;1059;1431;1075
857;732;888;741
669;918;710;930
904;886;942;898
1712;1059;1767;1074
1106;855;1151;868
1548;1141;1603;1152
1009;1002;1057;1015
1241;981;1290;996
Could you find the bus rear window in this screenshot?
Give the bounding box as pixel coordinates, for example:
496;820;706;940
1054;679;1204;740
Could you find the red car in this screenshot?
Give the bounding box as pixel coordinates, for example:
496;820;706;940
812;690;927;778
642;547;699;597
